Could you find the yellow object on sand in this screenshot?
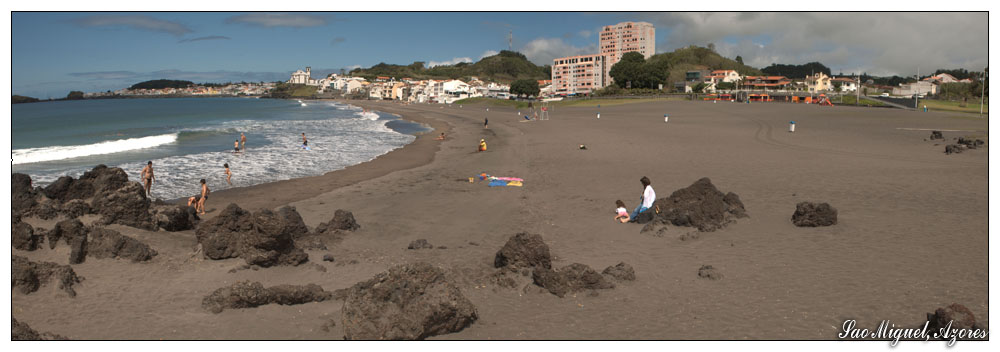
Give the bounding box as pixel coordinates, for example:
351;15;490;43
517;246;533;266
506;181;523;187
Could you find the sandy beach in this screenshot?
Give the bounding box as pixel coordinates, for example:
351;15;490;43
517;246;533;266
13;99;988;340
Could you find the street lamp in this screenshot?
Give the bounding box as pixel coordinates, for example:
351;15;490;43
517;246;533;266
981;67;987;118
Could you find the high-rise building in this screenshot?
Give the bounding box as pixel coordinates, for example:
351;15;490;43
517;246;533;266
599;21;655;85
551;21;655;96
551;54;607;96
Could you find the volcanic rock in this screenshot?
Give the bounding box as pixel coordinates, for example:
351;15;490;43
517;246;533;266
12;173;39;216
48;218;89;250
929;130;944;140
315;209;360;233
957;137;985;149
926;303;983;331
12;317;68;340
202;281;332;314
152;204;199;231
61;199;91;218
12;219;41;251
944;144;966;154
92;181;157;230
322;254;335;262
532;263;615;297
602;262;636;281
407;239;434;249
194;203;308;267
341;262;478;340
637;178;747;232
277;206;310;238
494;232;552;270
87;227;158;262
791;202;838;227
697;265;723;280
12;255;83;297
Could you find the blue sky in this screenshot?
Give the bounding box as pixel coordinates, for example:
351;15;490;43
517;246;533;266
12;12;988;98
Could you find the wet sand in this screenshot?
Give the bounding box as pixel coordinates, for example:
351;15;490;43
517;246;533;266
14;99;988;339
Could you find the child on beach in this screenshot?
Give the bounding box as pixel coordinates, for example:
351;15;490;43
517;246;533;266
234;140;240;153
302;133;308;146
224;163;232;185
197;179;210;215
614;200;630;223
436;133;446;140
479;139;487;152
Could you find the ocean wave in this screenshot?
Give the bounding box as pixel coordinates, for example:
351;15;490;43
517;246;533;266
356;111;380;121
12;133;179;165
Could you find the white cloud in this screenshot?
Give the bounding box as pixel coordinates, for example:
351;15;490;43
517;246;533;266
72;14;192;36
636;12;987;76
480;50;499;59
225;13;331;28
520;37;598;65
428;57;474;67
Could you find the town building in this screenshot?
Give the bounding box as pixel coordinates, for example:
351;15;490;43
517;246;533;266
705;70;742;84
551;53;607;96
830;77;859;92
892;81;937;96
744;76;793;90
599;21;655;86
288;67;320;86
805;72;832;92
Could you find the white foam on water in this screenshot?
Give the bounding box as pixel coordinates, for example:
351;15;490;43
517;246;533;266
12;133;178;165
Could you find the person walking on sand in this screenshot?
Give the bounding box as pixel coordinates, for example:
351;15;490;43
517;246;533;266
197;179;210;215
140;161;155;197
629;176;656;220
224;163;232;185
240;133;247;151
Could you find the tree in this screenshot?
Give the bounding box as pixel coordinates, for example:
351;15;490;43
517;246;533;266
66;91;85;100
833;81;843;93
692;82;708;93
609;51;647;89
510;79;540;97
736;55;744;65
716;81;736;90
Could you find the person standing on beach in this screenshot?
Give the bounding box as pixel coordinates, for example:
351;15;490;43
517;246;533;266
240;133;247;151
197;179;210;215
302;133;308;147
484;116;488;129
140;161;155;197
234;140;240;153
224;163;232;185
630;176;656;220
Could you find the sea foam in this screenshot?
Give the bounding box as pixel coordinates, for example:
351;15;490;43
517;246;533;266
12;133;178;165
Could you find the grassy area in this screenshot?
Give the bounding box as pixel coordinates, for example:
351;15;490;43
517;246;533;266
453;97;533;109
840;95;888;107
919;99;988;114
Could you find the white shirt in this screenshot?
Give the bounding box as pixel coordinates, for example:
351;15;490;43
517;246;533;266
641;185;656;208
616;207;628;216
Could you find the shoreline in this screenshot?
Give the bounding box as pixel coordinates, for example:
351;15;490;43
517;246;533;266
189;100;450;216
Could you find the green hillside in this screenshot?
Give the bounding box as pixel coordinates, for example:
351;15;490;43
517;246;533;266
350;50;549;83
647;46;763;88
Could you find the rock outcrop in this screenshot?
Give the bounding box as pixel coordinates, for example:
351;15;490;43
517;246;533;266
531;263;615;297
194;203;308;267
12;255;83;297
341;262;478;340
152;204;199;231
926;303;984;332
92;182;157;230
494;232;552;270
791;202;838;227
314;209;361;233
202;281;332;314
602;262;636;281
407;239;434;250
635;178;747;232
697;265;723;280
12;218;41;251
12;317;68;340
87;227;158;262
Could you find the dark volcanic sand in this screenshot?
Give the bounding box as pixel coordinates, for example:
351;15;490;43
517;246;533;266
13;99;987;339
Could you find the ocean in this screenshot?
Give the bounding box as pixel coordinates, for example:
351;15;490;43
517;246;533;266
11;97;429;200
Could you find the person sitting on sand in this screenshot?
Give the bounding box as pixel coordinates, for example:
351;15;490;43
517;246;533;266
614;200;630;223
224;163;232;185
479;139;487;152
234;140;240;153
197;179;210;215
435;133;446;140
302;133;308;147
140;161;155;197
240;133;247;151
629;176;656;220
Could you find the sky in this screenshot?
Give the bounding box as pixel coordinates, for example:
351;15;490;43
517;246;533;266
10;11;989;99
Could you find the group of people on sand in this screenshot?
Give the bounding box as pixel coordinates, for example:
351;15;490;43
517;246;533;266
140;160;214;216
233;133;247;153
614;176;656;223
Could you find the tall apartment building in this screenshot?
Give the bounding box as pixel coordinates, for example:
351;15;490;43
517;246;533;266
600;21;656;86
551;54;606;96
551;21;655;96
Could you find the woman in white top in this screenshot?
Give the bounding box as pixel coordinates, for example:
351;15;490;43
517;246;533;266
630;176;656;220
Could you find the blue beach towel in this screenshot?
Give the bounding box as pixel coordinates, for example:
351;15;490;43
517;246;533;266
488;180;508;187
